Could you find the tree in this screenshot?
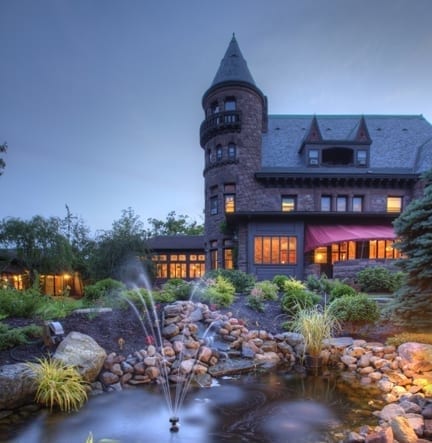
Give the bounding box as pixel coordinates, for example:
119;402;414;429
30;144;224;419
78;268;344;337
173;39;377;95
390;168;432;328
0;215;74;279
88;208;151;283
0;142;7;176
146;210;204;237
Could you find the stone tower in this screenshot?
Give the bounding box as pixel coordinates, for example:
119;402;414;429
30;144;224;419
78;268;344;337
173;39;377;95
200;34;267;271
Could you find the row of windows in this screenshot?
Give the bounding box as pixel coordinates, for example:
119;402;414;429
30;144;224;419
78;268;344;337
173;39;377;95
281;195;402;213
313;239;402;264
308;147;369;167
152;254;205;279
210;184;236;215
254;236;297;265
207;143;237;164
209;247;234;270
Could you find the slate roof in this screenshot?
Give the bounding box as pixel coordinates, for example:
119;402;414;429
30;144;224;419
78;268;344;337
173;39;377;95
261;114;432;174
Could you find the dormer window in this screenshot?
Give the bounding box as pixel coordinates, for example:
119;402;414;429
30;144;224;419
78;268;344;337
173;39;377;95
308;149;319;166
357;149;368;166
322;147;353;165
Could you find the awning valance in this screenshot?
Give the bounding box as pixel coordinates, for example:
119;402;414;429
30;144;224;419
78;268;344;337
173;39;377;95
304;225;396;252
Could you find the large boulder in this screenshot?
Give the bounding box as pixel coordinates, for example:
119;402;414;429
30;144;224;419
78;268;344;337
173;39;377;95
53;331;107;383
398;342;432;373
0;363;37;410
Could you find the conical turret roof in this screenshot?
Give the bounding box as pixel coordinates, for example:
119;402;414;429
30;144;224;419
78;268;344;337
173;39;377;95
211;33;256;87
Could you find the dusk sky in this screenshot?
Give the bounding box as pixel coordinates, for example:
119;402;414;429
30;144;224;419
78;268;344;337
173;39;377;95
1;0;431;234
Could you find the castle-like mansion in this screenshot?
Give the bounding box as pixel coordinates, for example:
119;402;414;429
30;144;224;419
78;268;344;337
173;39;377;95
150;35;432;283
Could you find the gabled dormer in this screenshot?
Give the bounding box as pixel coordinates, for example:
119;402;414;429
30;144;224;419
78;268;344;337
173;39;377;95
299;116;372;168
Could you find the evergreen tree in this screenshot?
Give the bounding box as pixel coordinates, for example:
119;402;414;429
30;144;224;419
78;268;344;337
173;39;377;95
390;168;432;328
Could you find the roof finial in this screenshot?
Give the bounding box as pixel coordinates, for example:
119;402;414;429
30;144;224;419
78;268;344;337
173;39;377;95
232;32;236;40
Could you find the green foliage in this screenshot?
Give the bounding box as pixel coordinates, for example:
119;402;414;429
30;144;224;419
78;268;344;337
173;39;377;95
247;294;265;312
289;306;340;356
26;357;88;412
251;280;278;300
146;210;204;236
357;266;405;293
305;274;333;295
161;278;192;301
328;293;380;323
386;332;432;347
0;322;43;350
280;278;320;315
0;287;44;318
201;276;235;307
329;280;357;301
272;274;289;291
204;269;255;293
34;296;84;320
84;278;125;301
389;169;432;327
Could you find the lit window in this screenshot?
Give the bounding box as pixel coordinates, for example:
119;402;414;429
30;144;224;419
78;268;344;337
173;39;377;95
224;194;235;213
228;143;236;159
216;145;223;161
352;196;363;212
369;240;402;259
308;149;319;166
336;196;347;212
387;196;402;213
210;241;218;270
224;249;234;269
321;195;331;211
314;247;328;264
357;150;367;166
210;196;218;215
282;195;296;212
254;236;297;265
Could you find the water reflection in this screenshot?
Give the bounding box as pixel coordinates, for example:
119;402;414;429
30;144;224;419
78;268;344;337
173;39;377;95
4;371;376;443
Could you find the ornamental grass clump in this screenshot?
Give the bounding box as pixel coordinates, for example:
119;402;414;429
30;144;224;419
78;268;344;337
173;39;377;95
26;357;88;412
290;306;340;357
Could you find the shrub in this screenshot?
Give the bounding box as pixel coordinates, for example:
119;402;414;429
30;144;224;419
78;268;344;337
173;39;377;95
204;269;255;293
0;287;44;318
161;278;192;301
0;322;43;350
34;296;84;320
251;280;278;301
201;276;235;307
83;279;125;301
386;332;432;347
280;288;320;316
357;266;404;293
27;357;88;412
305;274;333;295
329;280;357;302
247;293;265;312
328;294;380;324
272;275;289;292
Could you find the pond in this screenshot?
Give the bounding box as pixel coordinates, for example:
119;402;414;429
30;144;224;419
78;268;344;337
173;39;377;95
3;368;382;443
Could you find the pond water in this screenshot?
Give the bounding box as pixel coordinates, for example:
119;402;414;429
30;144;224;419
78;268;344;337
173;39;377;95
3;369;380;443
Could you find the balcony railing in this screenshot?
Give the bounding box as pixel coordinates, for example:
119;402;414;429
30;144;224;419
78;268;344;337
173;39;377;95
200;111;241;146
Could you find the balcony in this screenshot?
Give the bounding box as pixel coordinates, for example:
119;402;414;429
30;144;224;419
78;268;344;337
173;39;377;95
200;111;241;146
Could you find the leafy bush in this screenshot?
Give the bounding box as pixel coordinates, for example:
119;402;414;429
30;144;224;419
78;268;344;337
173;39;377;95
26;357;88;412
282;277;306;293
251;280;278;301
247;294;265;312
386;332;432;347
329;280;357;302
0;322;43;350
161;278;192;301
272;275;289;292
83;278;125;301
0;287;44;318
280;288;320;316
305;274;333;295
201;276;235;307
357;266;405;293
328;294;380;324
204;269;255;293
34;296;84;320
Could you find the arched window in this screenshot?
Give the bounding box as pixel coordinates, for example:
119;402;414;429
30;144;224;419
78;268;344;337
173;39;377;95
216;145;223;161
228;143;237;160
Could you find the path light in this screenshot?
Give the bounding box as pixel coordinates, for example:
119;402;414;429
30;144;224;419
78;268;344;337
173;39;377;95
43;321;65;348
